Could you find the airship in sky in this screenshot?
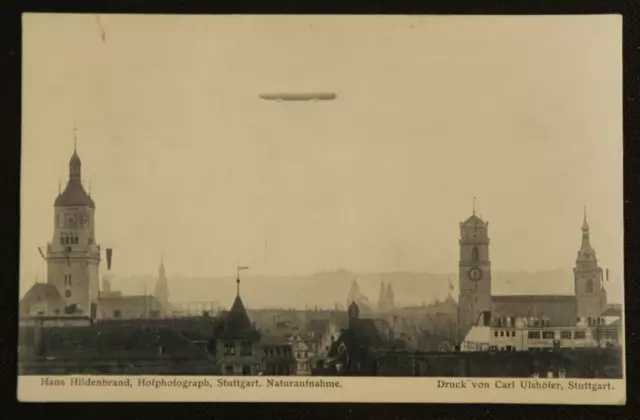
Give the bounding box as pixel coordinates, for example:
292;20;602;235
259;92;337;101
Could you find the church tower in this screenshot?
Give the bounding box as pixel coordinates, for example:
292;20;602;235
153;254;170;308
574;207;607;319
46;137;101;316
458;200;492;337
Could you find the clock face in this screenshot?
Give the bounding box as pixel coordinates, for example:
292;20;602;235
65;214;77;228
468;267;483;282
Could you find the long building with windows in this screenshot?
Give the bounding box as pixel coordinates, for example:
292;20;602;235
461;311;622;352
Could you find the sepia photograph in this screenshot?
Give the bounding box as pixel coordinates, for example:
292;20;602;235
18;14;624;403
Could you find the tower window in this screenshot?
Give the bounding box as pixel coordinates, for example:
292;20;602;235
60;237;64;244
471;246;479;262
64;237;68;245
586;279;594;294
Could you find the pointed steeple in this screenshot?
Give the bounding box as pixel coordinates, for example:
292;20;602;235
154;254;169;306
386;283;395;309
581;205;592;250
158;253;166;278
576;205;597;264
215;266;259;339
378;280;386;310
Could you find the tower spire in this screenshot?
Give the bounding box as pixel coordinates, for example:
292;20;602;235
472;196;476;215
73;122;77;153
236;265;249;297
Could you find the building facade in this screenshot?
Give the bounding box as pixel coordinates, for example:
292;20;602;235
46;145;101;316
290;328;315;375
461;313;621;352
260;337;296;375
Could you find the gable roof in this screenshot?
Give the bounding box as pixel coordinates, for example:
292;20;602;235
21;283;63;304
20;283;66;315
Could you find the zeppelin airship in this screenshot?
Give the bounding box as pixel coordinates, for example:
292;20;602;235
259;92;337;101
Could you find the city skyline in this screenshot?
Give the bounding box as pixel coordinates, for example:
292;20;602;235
21;15;623;303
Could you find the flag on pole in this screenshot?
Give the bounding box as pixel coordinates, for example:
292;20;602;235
238;266;249;271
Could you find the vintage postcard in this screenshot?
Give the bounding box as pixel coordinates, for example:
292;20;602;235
18;14;624;404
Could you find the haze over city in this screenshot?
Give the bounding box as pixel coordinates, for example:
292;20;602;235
20;15;623;305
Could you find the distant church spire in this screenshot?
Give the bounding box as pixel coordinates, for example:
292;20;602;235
73;123;77;152
472;196;476;215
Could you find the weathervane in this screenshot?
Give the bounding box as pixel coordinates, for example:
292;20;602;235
236;265;249;296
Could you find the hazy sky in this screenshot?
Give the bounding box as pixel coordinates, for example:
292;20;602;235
21;15;623;299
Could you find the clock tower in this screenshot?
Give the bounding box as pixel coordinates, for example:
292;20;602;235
46;141;101;316
574;207;607;320
458;201;492;339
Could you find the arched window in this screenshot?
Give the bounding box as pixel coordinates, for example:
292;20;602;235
471;246;479;262
586;279;593;294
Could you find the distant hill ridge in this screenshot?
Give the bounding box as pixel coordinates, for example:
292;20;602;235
95;268;586;309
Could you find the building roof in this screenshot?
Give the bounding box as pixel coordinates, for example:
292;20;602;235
260;336;292;347
54;151;95;208
20;283;66;315
306;319;330;338
462;214;486;226
602;307;622;317
98;295;164;316
491;294;576;302
18;322;213;361
490;294;578;326
213;296;260;340
21;283;63;304
100;317;217;341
